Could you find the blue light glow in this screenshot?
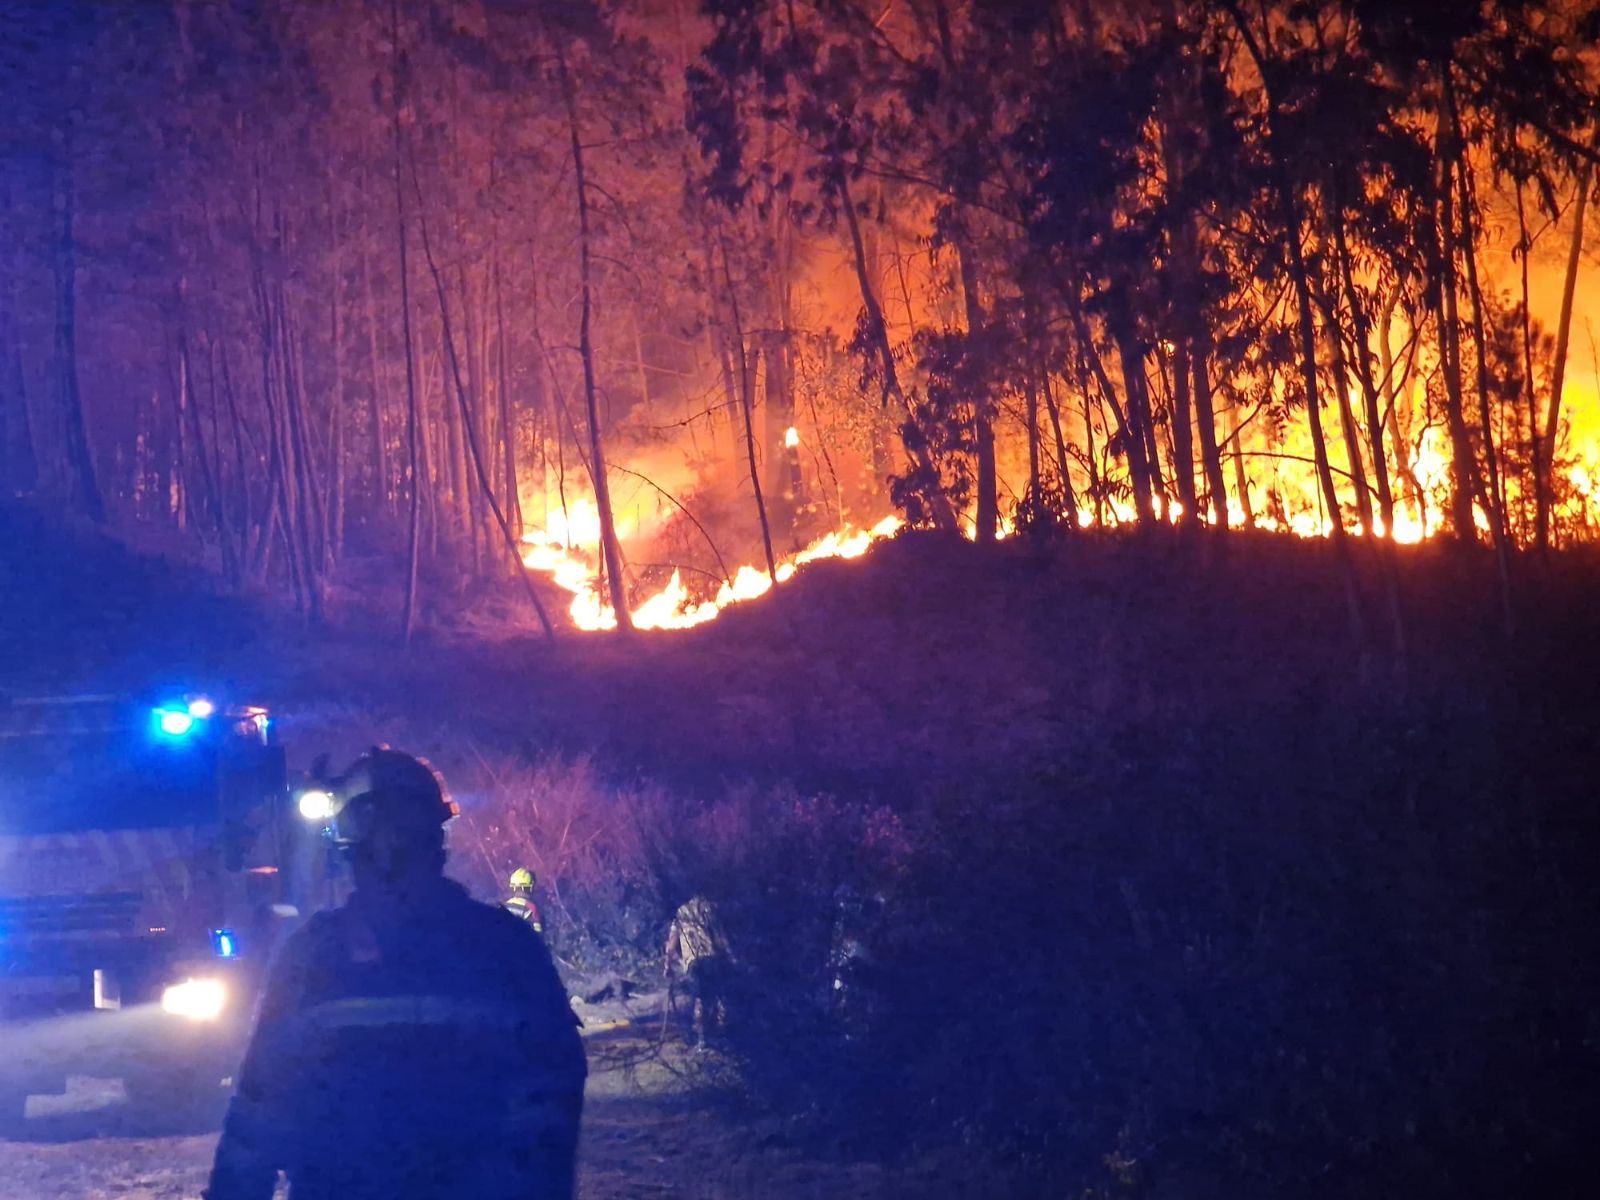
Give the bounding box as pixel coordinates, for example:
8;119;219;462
212;929;238;959
154;708;197;737
187;697;216;718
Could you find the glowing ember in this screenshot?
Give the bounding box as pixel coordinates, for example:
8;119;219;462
784;426;800;449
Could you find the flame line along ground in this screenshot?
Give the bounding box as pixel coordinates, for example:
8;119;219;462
521;516;903;632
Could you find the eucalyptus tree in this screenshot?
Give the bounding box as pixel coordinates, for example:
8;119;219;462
688;0;972;532
0;0;126;521
1349;0;1596;545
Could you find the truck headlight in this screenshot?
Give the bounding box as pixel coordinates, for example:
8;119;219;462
297;789;336;821
161;977;227;1021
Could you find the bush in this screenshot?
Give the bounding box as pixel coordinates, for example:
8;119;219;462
652;696;1600;1198
447;752;670;976
282;631;1600;1198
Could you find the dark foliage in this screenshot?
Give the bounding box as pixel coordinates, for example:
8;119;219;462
634;541;1600;1196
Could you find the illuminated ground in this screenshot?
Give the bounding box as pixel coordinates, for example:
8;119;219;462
0;1015;948;1200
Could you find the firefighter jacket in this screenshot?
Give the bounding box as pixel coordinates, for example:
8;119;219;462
665;895;726;973
504;893;543;933
205;877;586;1200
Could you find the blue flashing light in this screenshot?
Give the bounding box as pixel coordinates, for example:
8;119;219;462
187;697;216;719
154;707;197;738
211;929;238;959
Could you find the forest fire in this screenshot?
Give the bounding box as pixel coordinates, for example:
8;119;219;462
1;0;1597;642
522;506;902;631
7;3;1600;1198
518;405;1600;634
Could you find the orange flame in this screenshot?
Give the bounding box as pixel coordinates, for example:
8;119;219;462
521;411;1600;633
522;514;903;632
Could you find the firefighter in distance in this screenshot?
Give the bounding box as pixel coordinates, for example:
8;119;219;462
663;895;731;1050
505;866;544;933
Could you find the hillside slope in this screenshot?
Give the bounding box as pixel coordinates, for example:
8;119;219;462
8;499;1598;791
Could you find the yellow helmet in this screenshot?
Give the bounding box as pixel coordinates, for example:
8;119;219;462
509;867;536;892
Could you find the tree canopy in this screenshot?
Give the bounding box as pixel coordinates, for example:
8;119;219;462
2;0;1597;633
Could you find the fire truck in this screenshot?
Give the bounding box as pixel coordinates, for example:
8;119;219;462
0;692;320;1124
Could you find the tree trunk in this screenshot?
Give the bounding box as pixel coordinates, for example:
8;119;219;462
412;173;554;638
439;308;469;546
1039;369;1079;528
557;41;631;632
1285;204;1364;640
717;235;778;580
1329;192;1395;534
219;344;259;573
0;314;37;496
1168;341;1198;526
1024;371;1040;516
170;334;189;528
328;232;346;566
1125;338;1165;514
361;239;391;516
0;178;38;494
837;169;957;531
955;234;998;542
51;138;104;522
1541;132;1594;549
1281;185;1366;642
1079;386;1103;525
1378;299;1426;527
1515;178;1541;544
277;295;325;623
177;316;235;580
1066;304;1148;520
768;223;802;538
1433;75;1484;544
1112;330;1160;522
1454;155;1508;547
1453;152;1514;631
762;326;797;540
392;0;421;645
494;256;522;541
457;261;484;572
1224;388;1254;528
1316;284;1375;533
1191;348;1229;530
257;290;302;607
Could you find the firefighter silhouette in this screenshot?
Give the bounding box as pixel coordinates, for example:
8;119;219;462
206;748;585;1200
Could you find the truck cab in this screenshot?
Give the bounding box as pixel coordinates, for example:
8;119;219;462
0;693;311;1124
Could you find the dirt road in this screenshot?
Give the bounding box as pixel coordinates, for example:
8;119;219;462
0;1023;933;1200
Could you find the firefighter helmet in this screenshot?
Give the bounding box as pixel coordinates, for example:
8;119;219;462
329;747;458;847
509;867;536;892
